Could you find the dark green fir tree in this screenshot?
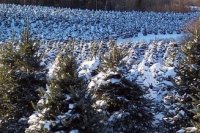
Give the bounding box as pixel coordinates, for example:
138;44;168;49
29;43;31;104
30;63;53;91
0;26;46;132
88;41;152;132
26;47;99;133
176;18;200;131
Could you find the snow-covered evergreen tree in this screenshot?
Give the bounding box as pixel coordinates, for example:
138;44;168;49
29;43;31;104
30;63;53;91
176;18;200;132
87;41;152;132
26;48;99;133
0;26;46;132
164;42;180;67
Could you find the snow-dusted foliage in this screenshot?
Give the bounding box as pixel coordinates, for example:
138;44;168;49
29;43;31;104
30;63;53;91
0;27;46;133
0;4;199;42
25;84;84;133
175;18;200;132
78;57;100;80
87;71;152;132
26;52;89;133
85;42;152;132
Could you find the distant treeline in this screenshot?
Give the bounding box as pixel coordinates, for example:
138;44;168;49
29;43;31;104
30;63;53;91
0;0;199;12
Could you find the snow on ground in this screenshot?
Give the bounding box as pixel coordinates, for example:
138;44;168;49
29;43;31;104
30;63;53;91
78;57;100;80
117;32;184;44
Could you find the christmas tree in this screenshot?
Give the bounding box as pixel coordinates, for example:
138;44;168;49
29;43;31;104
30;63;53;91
26;46;99;133
0;25;45;132
88;41;152;132
176;18;200;131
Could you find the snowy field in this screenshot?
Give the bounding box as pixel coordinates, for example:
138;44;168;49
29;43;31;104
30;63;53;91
0;4;199;42
117;32;185;44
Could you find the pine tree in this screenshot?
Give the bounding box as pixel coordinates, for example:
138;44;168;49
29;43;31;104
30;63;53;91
0;26;45;132
164;42;179;67
90;42;100;59
26;49;99;133
142;27;148;36
88;41;152;132
88;73;152;132
101;40;127;72
176;18;200;131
